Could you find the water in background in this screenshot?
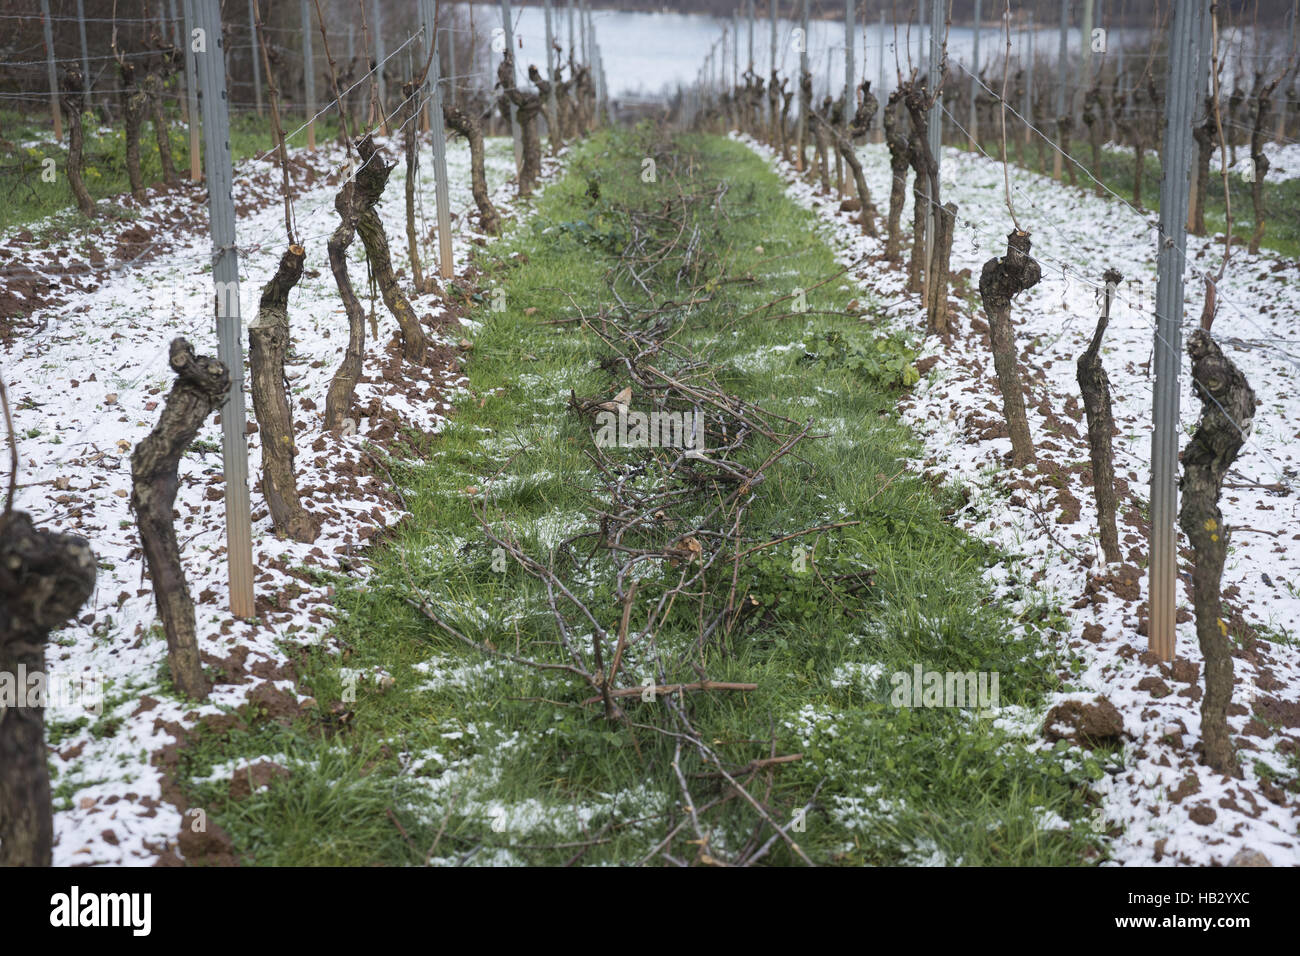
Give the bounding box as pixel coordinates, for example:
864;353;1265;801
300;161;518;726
459;4;1127;103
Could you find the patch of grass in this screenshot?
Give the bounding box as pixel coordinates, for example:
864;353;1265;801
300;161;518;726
176;715;430;867
0;107;342;235
46;715;91;747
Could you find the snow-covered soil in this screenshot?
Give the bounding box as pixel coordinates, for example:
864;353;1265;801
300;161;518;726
1215;140;1300;183
1104;138;1300;183
741;132;1300;866
1;132;554;864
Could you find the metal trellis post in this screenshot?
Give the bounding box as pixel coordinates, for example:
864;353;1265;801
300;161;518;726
301;0;316;149
249;0;263;117
502;0;522;170
193;0;255;619
40;0;62;142
420;0;454;280
545;0;559;146
184;0;202;181
77;0;92;95
970;0;981;148
1053;0;1067;180
1148;0;1204;662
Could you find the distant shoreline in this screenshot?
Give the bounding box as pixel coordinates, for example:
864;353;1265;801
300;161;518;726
578;1;1287;31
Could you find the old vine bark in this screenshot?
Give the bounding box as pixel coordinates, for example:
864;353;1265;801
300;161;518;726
131;338;228;700
1180;330;1256;777
1078;268;1122;564
816;81;880;238
499;51;543;198
143;40;179;187
445;105;501;235
120;62;148;202
906;119;928;296
0;511;96;866
249;244;319;543
529;64;562;155
1191;97;1217;237
325;142;384;428
1248;75;1283;254
59;69;97;217
927;202;957;335
350;136;426;363
884;90;910;261
978;229;1041;468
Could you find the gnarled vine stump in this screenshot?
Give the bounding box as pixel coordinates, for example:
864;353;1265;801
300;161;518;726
555;70;576;142
812;97;831;194
814;81;880;240
1083;84;1107;198
978;229;1041;468
249;244;319;543
1180;330;1256;777
131;338;227;701
576;64;597;133
797;70;812;172
926;202;957;336
1190;97;1217;237
528;64;562;155
499;51;543;198
143;71;177;185
59;68;97;217
1078;268;1122;565
768;69;782;149
399;80;432;297
906;121;928;295
779;80;794;166
326;179;371;429
445;105;501;236
883;90;910;261
0;511;96;866
353;136;426;364
1248;75;1283;255
119;62;148;202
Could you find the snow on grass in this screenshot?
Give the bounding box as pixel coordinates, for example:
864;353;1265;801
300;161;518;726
740;131;1300;867
3;131;566;864
1105;139;1300;183
829;660;891;692
402;720;668;864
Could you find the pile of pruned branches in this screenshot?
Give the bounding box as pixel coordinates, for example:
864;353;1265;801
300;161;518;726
408;139;868;864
